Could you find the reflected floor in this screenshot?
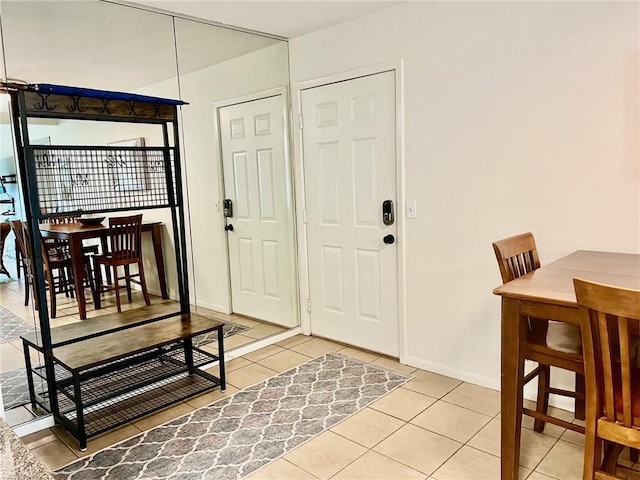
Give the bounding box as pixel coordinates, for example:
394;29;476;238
0;267;288;424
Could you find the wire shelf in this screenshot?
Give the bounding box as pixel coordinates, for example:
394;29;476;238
32;146;176;215
55;347;217;409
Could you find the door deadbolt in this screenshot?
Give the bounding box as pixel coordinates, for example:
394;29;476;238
382;200;394;226
223;199;233;218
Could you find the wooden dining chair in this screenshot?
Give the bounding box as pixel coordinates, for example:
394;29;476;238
493;232;586;433
9;219;75;318
92;214;151;312
574;278;640;480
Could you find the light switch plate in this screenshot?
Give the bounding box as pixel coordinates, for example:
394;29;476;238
406;201;417;219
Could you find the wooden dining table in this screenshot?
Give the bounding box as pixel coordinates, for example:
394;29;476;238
493;250;640;480
39;221;169;320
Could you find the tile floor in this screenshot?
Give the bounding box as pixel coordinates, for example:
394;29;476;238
2;264;638;479
10;331;605;480
0;263;287;425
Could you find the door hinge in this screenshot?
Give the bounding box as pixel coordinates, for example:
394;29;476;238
302;209;307;223
298;114;304;129
306;298;311;313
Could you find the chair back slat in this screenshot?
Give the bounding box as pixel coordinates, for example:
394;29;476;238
575;278;640;429
493;232;541;283
109;214;142;262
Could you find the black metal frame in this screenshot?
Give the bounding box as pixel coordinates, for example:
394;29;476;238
2;82;220;449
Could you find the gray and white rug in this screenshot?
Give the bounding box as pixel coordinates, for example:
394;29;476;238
194;322;250;348
0;304;38;343
54;352;411;480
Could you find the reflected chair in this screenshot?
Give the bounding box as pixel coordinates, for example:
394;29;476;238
92;214;151;312
10;219;76;318
493;232;585;433
574;278;640;479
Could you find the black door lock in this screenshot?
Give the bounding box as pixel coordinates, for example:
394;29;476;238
225;224;234;232
383;234;395;244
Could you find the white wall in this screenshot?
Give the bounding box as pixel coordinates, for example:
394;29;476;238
289;2;640;392
176;42;290;312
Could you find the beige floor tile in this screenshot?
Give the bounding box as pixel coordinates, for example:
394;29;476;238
30;439;79;471
441;382;501;417
275;334;312;348
527;472;559;480
132;402;194;431
184;385;239;409
468;418;501;457
290;337;344;358
222;333;256;350
284;431;366;479
258;350;312;373
402;369;462;398
432;445;500;480
518;428;559;470
371;356;417;374
243;344;286;362
369;387;436;421
374;424;462;476
331;407;404;448
247;458;318;479
243;323;287;340
560;427;585;447
536;439;584;480
337;346;381;363
229;315;262;328
21;428;59;450
224;356;253;372
4;406;36;426
0;353;26;373
333;450;426;480
53;424;141;457
227;363;278;389
411;400;492;443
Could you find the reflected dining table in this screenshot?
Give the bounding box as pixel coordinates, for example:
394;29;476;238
39;221;169;320
493;250;640;480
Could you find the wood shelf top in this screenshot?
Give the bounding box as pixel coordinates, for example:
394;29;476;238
52;313;224;372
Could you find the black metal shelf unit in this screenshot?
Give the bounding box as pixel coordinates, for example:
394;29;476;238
2;81;227;450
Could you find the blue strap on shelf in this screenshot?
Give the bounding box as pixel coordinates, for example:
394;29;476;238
32;83;188;105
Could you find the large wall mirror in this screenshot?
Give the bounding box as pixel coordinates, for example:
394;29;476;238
0;0;295;428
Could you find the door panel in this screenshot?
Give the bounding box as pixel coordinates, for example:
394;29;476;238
219;95;297;327
301;71;398;356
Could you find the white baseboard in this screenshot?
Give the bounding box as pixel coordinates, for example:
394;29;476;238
402;355;575;413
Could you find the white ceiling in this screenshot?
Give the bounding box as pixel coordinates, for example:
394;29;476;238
130;1;401;38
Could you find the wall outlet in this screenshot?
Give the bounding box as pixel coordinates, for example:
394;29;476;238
406;201;417;219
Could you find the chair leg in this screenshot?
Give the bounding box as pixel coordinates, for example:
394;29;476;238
23;269;30;306
93;258;102;310
534;364;550;433
137;260;151;306
15;241;21;279
47;270;57;319
124;265;132;302
113;266;122;313
630;449;639;463
575;373;586;421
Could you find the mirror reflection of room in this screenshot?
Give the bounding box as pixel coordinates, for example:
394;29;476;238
0;0;296;429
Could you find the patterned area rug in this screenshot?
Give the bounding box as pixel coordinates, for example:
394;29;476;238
0;304;38;343
194;322;250;347
54;353;411;479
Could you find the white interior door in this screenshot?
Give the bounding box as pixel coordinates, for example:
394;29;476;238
219;95;297;328
300;71;398;356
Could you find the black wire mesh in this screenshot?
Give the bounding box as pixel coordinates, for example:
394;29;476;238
31;146;176;215
53;342;220;438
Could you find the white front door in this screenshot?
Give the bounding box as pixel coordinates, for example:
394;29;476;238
300;71;399;356
219;94;297;328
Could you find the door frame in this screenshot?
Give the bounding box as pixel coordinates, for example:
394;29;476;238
212;86;299;322
292;60;407;362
